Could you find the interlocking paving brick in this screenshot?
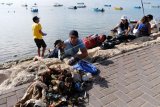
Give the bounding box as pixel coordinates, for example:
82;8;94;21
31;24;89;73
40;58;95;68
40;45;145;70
7;94;17;107
126;79;142;91
16;88;27;100
0;104;7;107
103;103;117;107
113;99;128;107
127;89;143;99
0;91;16;99
152;84;160;95
101;87;118;96
149;77;160;88
142;67;157;76
100;94;118;106
127;97;145;107
0;98;6;105
141;94;160;106
114;91;131;103
139;86;157;97
141;103;155;107
114;83;130;94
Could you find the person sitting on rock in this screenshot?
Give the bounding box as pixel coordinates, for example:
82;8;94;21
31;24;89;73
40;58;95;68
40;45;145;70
111;15;131;42
47;39;65;59
64;30;88;65
135;16;151;37
134;14;153;35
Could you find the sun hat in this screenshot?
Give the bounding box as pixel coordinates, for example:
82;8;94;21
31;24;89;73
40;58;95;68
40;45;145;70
121;15;127;20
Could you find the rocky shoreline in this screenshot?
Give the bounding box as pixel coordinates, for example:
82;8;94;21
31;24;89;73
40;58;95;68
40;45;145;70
0;32;160;92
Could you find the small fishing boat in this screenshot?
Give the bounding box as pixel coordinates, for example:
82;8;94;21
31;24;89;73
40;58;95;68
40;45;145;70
77;5;86;8
77;3;84;5
6;3;13;6
129;20;138;24
53;3;63;7
104;4;111;7
134;6;141;9
22;4;28;7
1;3;5;5
114;7;123;10
31;6;38;12
151;5;160;8
68;6;77;9
94;8;105;12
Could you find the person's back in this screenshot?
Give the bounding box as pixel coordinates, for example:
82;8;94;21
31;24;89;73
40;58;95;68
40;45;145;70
137;23;149;36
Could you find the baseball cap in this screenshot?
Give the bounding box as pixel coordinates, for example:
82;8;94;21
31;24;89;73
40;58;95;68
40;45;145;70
121;15;127;20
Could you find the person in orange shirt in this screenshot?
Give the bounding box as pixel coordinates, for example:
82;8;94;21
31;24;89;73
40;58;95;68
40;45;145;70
32;16;47;57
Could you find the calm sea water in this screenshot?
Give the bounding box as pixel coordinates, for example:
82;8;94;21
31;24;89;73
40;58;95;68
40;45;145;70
0;0;160;63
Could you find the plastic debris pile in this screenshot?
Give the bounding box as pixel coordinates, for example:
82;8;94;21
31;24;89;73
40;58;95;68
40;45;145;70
15;66;92;107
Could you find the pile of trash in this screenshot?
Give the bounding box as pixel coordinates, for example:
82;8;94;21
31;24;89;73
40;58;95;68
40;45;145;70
15;63;93;107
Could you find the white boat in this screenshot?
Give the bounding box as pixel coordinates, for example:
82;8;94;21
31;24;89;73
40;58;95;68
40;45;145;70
77;2;84;5
77;5;86;8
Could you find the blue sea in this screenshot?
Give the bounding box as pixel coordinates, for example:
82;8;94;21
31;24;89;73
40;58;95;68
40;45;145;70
0;0;160;63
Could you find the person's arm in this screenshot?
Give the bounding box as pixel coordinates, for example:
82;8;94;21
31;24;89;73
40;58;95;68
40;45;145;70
38;24;46;36
134;21;141;29
113;23;120;31
125;26;131;36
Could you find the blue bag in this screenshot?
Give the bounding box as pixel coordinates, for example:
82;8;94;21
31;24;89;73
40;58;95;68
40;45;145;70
73;60;98;75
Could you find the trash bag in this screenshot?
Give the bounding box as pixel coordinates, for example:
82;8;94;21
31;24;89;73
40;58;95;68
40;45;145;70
100;41;115;50
73;60;98;75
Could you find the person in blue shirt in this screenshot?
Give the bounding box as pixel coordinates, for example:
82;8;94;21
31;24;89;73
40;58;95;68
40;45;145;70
64;30;88;65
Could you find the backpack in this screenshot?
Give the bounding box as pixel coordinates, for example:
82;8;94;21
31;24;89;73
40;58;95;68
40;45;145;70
82;34;99;49
73;60;98;75
100;41;115;50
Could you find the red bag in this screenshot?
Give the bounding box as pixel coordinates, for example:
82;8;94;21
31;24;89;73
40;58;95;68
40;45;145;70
82;34;98;49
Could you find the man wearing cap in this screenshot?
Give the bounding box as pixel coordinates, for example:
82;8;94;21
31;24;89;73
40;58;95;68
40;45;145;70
64;30;88;65
32;16;47;57
112;15;131;41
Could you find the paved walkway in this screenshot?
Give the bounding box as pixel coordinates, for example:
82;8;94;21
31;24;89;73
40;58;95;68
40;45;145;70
1;44;160;107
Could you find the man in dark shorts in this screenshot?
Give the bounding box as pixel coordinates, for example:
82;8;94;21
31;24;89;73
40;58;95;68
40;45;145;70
32;16;47;57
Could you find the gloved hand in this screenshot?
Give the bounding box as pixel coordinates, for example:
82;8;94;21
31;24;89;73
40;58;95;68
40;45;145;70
68;57;80;65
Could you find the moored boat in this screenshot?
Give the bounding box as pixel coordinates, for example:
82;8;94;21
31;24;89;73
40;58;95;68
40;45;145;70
53;3;63;7
31;6;38;12
104;4;111;7
151;5;160;8
76;5;86;8
68;6;77;9
77;3;84;5
94;8;105;12
134;6;141;9
114;7;123;10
